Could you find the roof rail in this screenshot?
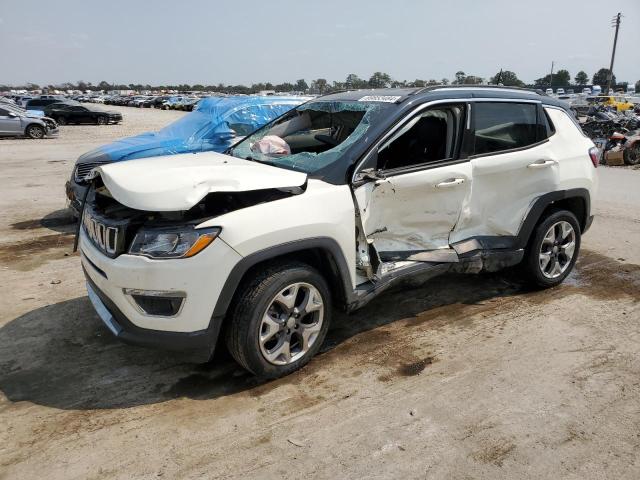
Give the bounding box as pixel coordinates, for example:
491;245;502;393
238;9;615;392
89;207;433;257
426;84;542;94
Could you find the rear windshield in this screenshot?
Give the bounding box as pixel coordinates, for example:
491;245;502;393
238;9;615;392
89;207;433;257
230;100;388;175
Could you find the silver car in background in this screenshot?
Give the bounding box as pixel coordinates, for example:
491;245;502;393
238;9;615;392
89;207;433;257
0;102;58;138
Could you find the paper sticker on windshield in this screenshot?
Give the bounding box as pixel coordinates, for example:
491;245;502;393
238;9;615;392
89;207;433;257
358;95;401;103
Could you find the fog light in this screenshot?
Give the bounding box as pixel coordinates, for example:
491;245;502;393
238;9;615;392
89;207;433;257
123;288;186;317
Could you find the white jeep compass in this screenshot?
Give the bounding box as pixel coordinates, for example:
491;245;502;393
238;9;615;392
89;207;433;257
79;87;598;377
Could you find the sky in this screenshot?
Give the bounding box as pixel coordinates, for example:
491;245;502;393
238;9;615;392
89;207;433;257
1;0;639;86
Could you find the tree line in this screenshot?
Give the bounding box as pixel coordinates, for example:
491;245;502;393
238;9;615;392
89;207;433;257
2;68;636;94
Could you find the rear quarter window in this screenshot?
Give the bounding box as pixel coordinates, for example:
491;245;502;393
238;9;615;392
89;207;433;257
472;102;540;155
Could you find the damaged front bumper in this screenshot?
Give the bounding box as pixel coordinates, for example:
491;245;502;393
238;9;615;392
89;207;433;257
79;227;242;358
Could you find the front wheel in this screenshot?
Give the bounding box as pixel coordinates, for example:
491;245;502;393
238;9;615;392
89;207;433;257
225;262;331;377
26;124;45;139
96;116;107;125
56;117;67;126
521;210;581;288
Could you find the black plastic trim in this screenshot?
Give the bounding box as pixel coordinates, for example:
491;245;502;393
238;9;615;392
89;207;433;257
212;237;354;318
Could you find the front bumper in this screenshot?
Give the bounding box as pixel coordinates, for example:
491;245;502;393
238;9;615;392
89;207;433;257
85;274;219;359
46;126;60;137
80;227;242;354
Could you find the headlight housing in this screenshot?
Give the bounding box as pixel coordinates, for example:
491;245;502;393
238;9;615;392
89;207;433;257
129;226;220;259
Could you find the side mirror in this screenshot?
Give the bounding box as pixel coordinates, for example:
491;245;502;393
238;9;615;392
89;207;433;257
8;112;17;118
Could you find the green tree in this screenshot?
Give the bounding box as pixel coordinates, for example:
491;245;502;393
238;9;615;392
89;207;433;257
345;74;367;89
554;69;571;85
311;78;328;94
295;79;308;92
463;75;484;85
574;71;589;85
490;70;524;87
368;72;392;88
593;68;615;87
97;81;111;91
453;71;466;84
441;78;449;85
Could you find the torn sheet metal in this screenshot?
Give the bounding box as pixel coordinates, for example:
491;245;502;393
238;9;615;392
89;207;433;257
353;164;472;254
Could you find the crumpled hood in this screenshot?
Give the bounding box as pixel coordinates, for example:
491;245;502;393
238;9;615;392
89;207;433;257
94;151;307;211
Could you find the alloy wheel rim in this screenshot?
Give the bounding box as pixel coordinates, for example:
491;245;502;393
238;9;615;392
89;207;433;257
539;221;576;279
30;127;43;138
259;282;324;366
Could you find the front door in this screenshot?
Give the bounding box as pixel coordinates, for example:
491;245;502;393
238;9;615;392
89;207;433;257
353;104;471;262
0;108;22;135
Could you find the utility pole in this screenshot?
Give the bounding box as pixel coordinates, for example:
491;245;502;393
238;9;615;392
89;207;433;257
606;12;622;94
549;61;554;88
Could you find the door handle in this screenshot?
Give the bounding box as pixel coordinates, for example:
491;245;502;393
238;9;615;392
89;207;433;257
436;178;465;188
527;159;556;169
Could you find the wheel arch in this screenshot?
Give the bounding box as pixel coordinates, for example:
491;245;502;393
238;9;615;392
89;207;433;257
515;188;591;249
212;237;353;322
24;122;45;137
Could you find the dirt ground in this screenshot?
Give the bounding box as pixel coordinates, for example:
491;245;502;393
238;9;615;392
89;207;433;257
0;106;639;480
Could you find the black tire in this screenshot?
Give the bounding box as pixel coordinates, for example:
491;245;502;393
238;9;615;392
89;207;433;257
521;210;581;288
225;262;332;377
96;116;107;125
26;124;45;139
56;117;66;126
624;143;640;165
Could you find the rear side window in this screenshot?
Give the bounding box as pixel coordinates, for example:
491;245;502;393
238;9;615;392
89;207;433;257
473;102;540;155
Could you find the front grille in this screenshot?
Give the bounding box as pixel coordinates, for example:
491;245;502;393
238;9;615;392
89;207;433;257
75;160;111;183
82;209;119;255
81;204;133;258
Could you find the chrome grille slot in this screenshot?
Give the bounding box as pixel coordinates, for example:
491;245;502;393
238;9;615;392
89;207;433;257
75;160;111;183
82;210;119;255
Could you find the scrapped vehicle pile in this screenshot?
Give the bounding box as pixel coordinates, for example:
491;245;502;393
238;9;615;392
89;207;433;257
578;104;640;166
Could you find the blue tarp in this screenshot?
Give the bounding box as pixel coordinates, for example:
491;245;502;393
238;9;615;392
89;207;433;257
82;96;307;163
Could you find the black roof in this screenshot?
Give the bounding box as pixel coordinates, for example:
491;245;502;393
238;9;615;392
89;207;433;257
316;85;568;109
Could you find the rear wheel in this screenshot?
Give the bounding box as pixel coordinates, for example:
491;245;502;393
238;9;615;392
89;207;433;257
26;124;45;139
521;210;581;288
56;117;66;125
225;262;331;377
624;143;640;165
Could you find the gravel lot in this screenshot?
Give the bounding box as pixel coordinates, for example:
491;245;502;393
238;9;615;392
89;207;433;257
0;106;639;480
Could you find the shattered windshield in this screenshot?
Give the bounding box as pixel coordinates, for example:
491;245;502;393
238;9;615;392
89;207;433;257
230;101;386;174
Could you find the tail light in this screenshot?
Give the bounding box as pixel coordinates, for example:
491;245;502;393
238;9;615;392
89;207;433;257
588;147;599;168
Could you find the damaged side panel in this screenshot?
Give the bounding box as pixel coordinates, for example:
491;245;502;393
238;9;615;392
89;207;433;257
353;163;473;264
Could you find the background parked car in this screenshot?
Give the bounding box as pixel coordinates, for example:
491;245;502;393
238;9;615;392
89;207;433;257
66;95;309;215
0;103;58;138
47;105;123;125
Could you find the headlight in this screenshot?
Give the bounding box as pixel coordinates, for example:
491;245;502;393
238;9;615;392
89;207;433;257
129;226;220;259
